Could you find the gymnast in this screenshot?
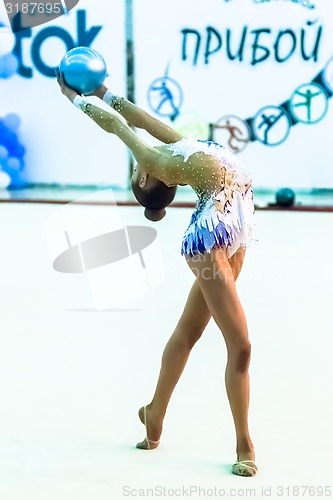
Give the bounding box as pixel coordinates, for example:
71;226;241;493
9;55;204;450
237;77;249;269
56;71;257;477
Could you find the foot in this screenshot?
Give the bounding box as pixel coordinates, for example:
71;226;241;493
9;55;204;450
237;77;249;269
136;405;163;450
232;448;257;477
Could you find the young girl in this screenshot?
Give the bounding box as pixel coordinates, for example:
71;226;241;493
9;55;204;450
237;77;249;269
56;72;258;477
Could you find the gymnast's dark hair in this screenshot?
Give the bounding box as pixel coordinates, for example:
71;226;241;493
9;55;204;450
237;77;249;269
131;176;177;221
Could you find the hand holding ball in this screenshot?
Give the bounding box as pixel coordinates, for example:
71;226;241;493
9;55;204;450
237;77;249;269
59;47;107;95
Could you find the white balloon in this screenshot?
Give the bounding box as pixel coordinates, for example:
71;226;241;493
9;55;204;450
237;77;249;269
0;27;15;57
0;170;11;189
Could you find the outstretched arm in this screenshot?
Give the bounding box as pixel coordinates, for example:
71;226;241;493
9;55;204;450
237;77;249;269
92;84;185;144
56;71;162;170
56;72;201;187
82;102;161;168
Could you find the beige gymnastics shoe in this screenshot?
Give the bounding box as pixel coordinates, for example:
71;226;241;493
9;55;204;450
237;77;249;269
136;405;160;450
232;460;258;477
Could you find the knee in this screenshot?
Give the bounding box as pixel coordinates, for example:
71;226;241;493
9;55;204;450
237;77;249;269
176;319;206;348
228;341;252;372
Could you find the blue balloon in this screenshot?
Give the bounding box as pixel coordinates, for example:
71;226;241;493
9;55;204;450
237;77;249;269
59;47;107;95
0;129;17;151
1;158;25;188
0;53;18;78
0;145;8;160
6;156;22;171
3;113;20;131
12;143;25;158
7;171;26;189
0;129;9;146
0;110;26;188
0;119;6;133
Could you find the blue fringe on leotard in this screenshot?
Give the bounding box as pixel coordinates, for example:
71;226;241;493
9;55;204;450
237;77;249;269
167;139;256;259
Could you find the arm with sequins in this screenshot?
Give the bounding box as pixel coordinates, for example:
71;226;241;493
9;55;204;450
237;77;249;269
56;70;163;172
91;84;185;144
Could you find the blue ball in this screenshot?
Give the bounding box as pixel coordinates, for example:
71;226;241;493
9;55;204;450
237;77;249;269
276;188;295;207
59;46;107;95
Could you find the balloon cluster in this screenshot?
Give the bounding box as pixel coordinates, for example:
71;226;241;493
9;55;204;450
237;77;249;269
0;21;26;189
0;114;26;188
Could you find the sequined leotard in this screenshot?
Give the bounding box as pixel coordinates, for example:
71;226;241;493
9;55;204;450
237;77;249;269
167;138;255;259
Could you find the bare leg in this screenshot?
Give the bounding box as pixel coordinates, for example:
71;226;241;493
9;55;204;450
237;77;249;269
186;247;256;474
137;278;211;447
137;247;246;448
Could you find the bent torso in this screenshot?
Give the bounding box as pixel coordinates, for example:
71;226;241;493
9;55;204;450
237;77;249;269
152;143;226;194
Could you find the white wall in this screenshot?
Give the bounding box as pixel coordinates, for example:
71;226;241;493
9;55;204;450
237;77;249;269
134;0;333;189
1;0;333;189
